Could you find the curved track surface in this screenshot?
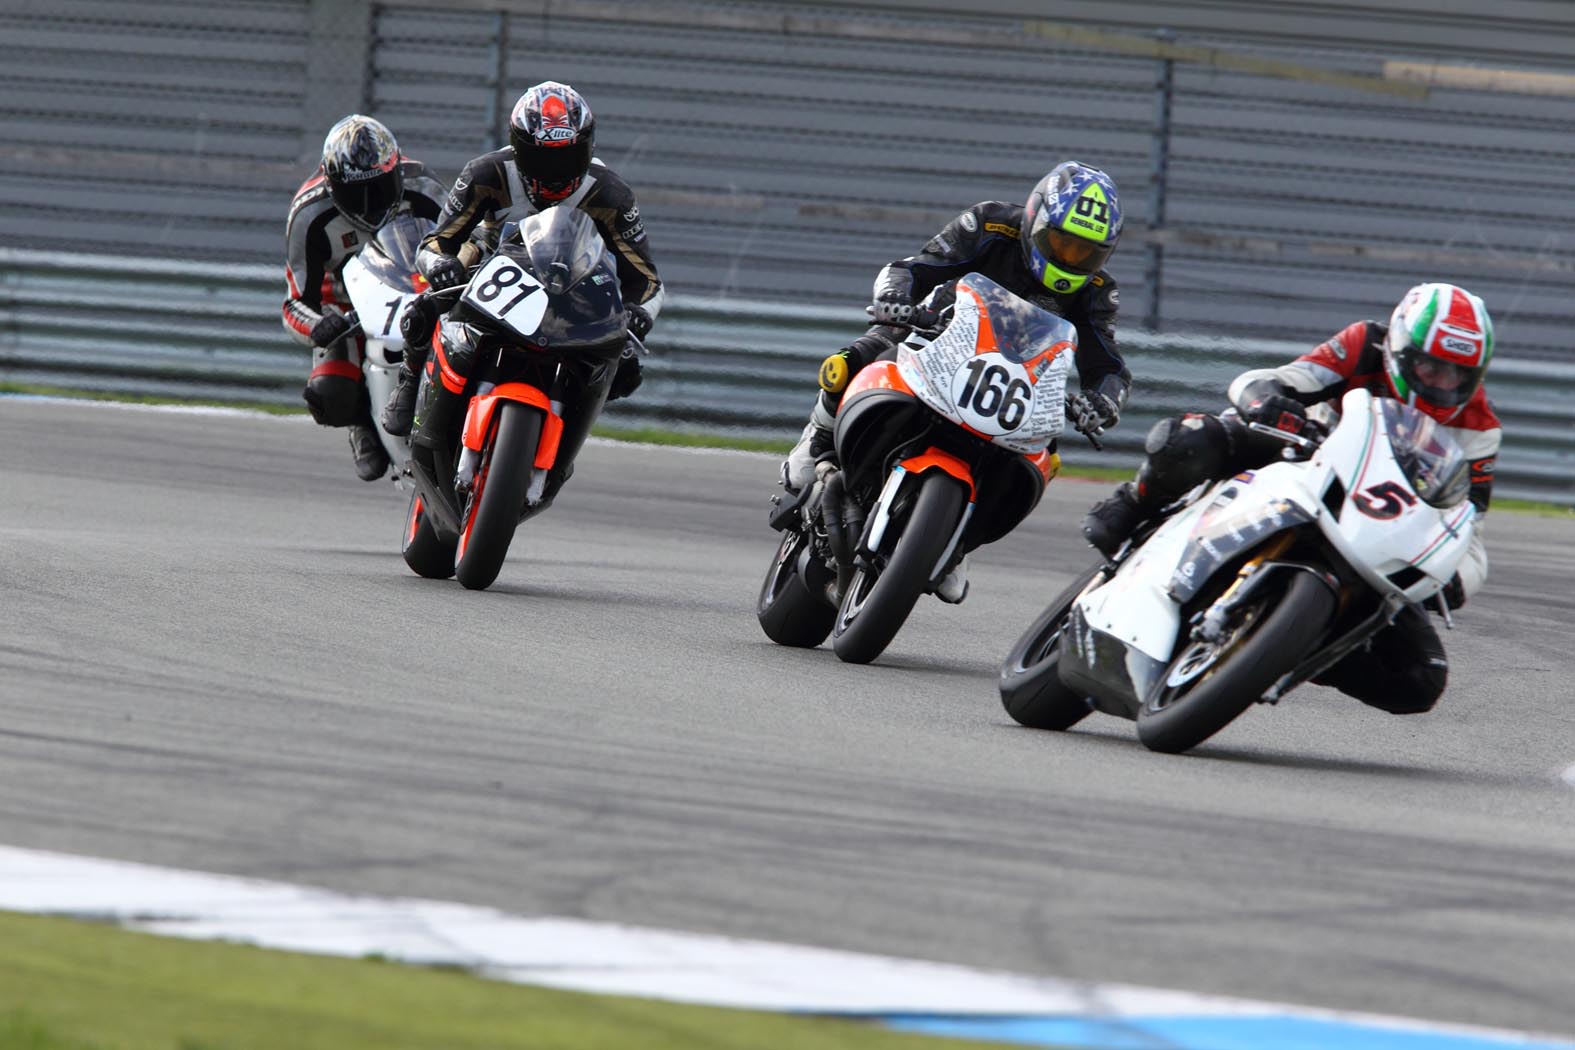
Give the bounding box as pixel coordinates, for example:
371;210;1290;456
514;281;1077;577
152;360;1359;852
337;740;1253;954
3;399;1574;1036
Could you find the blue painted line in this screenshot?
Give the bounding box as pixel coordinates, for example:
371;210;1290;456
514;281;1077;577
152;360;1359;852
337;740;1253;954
885;1015;1575;1050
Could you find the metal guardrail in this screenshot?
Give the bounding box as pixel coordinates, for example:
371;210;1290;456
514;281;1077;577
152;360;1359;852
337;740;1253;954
2;250;1571;506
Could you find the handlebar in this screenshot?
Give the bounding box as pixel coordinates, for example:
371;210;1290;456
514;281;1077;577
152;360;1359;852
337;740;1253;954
1064;392;1106;451
1246;420;1328;454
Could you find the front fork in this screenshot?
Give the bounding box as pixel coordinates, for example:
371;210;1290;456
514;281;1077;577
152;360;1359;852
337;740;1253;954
859;457;976;588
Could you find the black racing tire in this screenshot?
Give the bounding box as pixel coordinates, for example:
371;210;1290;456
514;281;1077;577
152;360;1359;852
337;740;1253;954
756;529;836;648
831;471;968;665
401;490;457;579
454;402;542;592
998;563;1105;730
1136;569;1336;754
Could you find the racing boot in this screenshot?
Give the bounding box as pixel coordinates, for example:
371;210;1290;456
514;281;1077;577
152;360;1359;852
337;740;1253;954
934;553;970;605
347;423;390;482
1081;482;1146;558
380;361;421;437
781;393;837;492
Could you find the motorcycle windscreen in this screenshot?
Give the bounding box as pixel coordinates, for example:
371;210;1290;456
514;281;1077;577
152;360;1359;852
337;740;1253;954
1377;399;1470;509
359;214;436;292
955;273;1078;365
515;207;625;350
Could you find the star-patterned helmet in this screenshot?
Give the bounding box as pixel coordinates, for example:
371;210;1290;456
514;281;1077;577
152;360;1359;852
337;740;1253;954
1021;162;1122;295
321;115;403;233
1383;283;1493;424
509;82;596;207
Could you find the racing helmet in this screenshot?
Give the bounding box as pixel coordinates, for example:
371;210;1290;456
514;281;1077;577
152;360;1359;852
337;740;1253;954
509;82;596;207
321;115;404;233
1021;162;1123;295
1383;283;1493;424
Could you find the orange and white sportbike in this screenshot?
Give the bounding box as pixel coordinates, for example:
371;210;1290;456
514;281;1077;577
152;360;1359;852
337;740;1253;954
758;272;1103;665
401;208;632;591
338;213;434;475
1000;388;1477;754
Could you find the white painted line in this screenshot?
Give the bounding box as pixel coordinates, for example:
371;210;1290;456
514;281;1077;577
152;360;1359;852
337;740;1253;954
0;845;1571;1050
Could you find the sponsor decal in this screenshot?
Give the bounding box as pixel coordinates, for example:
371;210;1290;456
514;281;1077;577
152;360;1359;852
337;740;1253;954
1107;288;1118;307
958;212;978;233
982;221;1018;237
1320;338;1346;362
1439;334;1479;356
341;231;359;249
1053;278;1073;292
592;273;611;285
621;206;640;224
1232;470;1257;482
1089;274;1105;287
930;235;955;256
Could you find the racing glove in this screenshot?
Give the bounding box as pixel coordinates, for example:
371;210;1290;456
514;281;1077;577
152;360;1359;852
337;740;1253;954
608;347;644;401
399;295;440;350
1241;389;1310;435
423;255;467;291
627;303;654;342
867;290;917;325
310;311;352;348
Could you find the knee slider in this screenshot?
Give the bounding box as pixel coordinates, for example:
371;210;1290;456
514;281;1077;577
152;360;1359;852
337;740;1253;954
303;373;364;427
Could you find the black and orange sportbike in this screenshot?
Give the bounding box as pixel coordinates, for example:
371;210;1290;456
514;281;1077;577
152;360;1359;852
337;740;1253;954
401;208;634;590
757;273;1104;664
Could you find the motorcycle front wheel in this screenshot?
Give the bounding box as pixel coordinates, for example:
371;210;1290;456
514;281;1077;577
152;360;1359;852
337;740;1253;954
756;529;836;648
401;490;457;579
455;401;543;591
1136;569;1335;754
998;563;1105;730
831;471;968;665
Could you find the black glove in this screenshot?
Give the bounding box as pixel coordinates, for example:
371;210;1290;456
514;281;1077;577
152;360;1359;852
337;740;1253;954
400;295;439;349
867;290;916;325
608;347;643;401
1067;392;1117;436
1242;391;1309;435
424;255;467;291
310;311;352;348
1442;573;1467;610
627;303;654;341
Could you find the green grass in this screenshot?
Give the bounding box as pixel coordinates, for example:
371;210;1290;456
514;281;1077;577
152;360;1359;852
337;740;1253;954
6;383;1570;513
0;911;1018;1050
0;383;301;416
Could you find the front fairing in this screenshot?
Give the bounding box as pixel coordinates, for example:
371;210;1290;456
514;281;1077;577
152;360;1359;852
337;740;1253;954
455;207;625;353
896;273;1076;454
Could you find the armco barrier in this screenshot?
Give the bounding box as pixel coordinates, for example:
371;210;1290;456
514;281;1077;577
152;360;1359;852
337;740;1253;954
2;250;1570;506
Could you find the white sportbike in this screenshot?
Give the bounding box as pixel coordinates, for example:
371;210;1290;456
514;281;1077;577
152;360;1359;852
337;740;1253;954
999;388;1476;754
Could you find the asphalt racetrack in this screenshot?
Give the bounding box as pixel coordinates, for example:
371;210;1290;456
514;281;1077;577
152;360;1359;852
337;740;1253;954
3;399;1574;1037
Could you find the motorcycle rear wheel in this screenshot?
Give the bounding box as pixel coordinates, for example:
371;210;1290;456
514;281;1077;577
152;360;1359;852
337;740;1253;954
455;402;543;591
1136;569;1335;754
998;563;1104;730
831;471;967;665
401;490;457;579
756;529;836;648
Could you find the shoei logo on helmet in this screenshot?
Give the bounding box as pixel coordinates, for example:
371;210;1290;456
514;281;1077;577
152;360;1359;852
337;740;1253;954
1439;334;1480;357
1064;185;1112;239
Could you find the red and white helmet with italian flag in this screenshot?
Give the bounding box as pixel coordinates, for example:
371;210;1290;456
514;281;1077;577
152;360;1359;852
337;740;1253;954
1383;282;1493;424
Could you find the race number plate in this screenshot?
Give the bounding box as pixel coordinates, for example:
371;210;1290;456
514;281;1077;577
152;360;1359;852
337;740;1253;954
461;254;548;338
342;260;418;340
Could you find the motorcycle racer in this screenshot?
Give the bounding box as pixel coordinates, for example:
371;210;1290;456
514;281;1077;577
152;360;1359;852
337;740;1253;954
780;161;1133;601
284;114;447;481
1081;282;1500;715
381;81;662;507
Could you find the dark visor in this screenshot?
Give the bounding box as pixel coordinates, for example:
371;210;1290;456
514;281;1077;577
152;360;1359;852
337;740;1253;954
331;170;402;226
1039;227;1113;276
513;137;592;187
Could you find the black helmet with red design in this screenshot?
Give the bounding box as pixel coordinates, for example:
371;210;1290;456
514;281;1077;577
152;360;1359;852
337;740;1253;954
1383;283;1494;424
509;81;596;207
321;114;404;233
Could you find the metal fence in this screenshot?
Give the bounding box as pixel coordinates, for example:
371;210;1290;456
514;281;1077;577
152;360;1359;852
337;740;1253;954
3;250;1570;506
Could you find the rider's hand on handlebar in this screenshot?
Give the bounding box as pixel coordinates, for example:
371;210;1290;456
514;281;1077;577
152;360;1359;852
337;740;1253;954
309;311;352;348
866;292;916;326
1242;392;1310;436
423;255;467;291
627;303;654;341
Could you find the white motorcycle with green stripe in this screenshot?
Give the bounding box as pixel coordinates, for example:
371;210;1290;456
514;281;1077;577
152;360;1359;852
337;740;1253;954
1000;388;1476;754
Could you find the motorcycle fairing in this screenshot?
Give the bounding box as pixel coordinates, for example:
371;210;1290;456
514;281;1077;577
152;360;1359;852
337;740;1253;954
896;273;1075;455
1167;496;1315;604
462;382;565;470
1059;602;1166;717
341;213;436;369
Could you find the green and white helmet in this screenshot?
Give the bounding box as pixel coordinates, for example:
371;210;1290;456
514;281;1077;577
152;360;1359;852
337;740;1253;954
1383;283;1493;424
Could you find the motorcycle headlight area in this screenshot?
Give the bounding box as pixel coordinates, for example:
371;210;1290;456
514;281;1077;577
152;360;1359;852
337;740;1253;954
1376;400;1471;509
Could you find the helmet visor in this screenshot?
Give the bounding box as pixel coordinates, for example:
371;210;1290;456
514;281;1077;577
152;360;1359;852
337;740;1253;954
330;169;402;230
1036;225;1114;277
1400;349;1482;410
512;136;593;191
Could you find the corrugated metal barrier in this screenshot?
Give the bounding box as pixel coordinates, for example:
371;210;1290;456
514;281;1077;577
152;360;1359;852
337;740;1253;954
3;250;1570;506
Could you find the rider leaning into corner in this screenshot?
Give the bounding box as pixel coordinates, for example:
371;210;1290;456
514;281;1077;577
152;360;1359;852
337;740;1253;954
1081;282;1501;716
381;81;663;509
780;160;1133;603
283;115;447;481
